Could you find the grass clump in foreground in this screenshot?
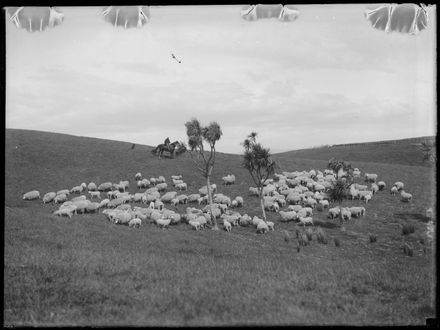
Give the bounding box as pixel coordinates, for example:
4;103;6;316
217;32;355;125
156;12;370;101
402;223;416;235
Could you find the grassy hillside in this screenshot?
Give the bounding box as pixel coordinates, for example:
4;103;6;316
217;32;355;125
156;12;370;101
4;129;437;326
275;136;436;167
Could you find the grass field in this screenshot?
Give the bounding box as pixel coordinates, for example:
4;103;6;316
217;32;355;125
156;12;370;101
4;129;437;326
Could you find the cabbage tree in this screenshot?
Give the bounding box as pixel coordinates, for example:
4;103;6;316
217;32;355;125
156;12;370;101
242;132;276;222
185;118;222;230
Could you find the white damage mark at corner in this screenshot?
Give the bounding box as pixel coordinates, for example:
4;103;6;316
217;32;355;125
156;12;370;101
364;3;430;35
241;4;300;22
7;7;64;32
102;6;150;29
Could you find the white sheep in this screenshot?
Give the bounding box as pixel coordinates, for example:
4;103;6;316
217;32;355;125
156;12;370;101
341;208;351;221
305;197;317;209
231;200;238;208
299;216;314;226
266;221;274;231
177;194;188;204
131;193;144;203
371;183;379;195
327;207;340;219
172;178;184;186
161;191;178;203
319;200;329;208
129;218;142;228
364;193;372;204
349;188;359;200
86;202;100;214
279;210;297;222
188;194;201;203
53;205;77;218
390;186;398;195
157;176;166;183
256;221;269;234
23;190;40;200
189;220;201;231
42;192;56;204
394;181;404;191
176;182;188;191
249;187;259;196
98;198;110;208
135;172;142;181
54;193;67;204
400;190;412;202
113;211;133;225
364;173;378;183
239;214;252;226
98;182;113;191
156;217;171;229
223;220;232;232
349;206;365;218
156;183;168;192
252;216;264;228
70;183;86;194
377;181;386;191
71;195;87;202
89;191;101;200
56;189;70;196
155;200;165;211
222;174;236;185
171;175;182;180
87;182;97;191
234;196;244;207
171;198;180;207
288;205;303;213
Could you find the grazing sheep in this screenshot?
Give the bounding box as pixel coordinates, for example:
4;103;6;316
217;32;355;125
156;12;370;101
305;197;317;209
131;193;144;203
113;211;133;225
299;216;314;226
98;182;113;192
157;176;166;183
319;200;329;208
314;183;325;193
137;179;150;189
87;182;97;191
364;173;378;183
43;192;56;204
400;190;412;202
129;218;142;228
172;178;184;186
286;193;301;205
56;189;70;196
98;198;110;208
53;205;77;218
266;221;275;231
234;196;244;207
135;172;142;181
349;206;365;218
279;210;297;222
177;194;188;204
288;205;303;213
71;195;87;202
262;184;276;196
161;191;178;203
327;207;340;219
86;202;100;214
231;200;239;208
197;196;208;205
54;193;67;204
349;188;359;200
149;177;157;186
171;175;182;180
358;190;373;200
393;181;404;191
72;200;91;214
249;187;259;196
189;220;201;231
23;190;40;200
353;168;361;178
341;208;351;221
223;220;232;232
188;194;201;203
371;183;379;195
71;183;86;194
198;184;217;196
156;217;171;229
256;221;269;234
171;198;180;207
222;174;236;185
156;183;168;192
89;191;101;200
364;193;372;204
214;194;232;207
252;216;265;228
221;214;240;227
390;186;398;195
239;214;252;227
377;181;386;191
176;182;188;191
154;200;164;210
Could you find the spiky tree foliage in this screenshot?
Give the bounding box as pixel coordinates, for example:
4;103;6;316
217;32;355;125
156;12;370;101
242;132;276;221
327;158;353;224
184;118;223;230
419;139;436;163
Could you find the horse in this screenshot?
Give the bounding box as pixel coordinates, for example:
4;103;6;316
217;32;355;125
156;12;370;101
151;141;186;158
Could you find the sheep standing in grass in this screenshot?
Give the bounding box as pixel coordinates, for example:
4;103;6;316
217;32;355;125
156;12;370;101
288;205;303;213
266;221;274;231
249;187;259;196
188;194;201;203
43;192;56;204
98;182;113;192
189;220;201;231
299;216;314;226
319;200;329;209
135;172;142;181
233;196;244;207
23;190;40;200
156;183;168;192
222;174;236;185
256;221;269;234
353;168;361;178
327;207;340;219
377;181;386;191
54;193;68;204
341;208;351;221
171;175;182;180
71;183;86;194
364;193;372;204
87;182;97;191
156;217;171;229
239;214;252;226
371;183;379;195
279;210;297;222
393;181;404;191
176;182;188;191
89;191;101;200
223;220;232;232
400;191;413;202
129;218;142;228
154;200;164;211
364;173;378;183
171;198;180;207
56;189;70;196
390;186;398;195
53;205;77;218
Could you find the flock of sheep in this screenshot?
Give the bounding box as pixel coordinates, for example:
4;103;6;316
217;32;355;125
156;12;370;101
21;167;414;234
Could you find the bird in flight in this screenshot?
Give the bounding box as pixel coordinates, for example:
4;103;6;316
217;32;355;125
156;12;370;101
171;53;182;63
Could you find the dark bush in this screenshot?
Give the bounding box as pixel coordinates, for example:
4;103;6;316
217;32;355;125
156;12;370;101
369;234;377;243
334;237;341;247
402;223;415;235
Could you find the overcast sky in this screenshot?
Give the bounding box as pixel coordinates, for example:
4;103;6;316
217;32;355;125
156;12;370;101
6;5;437;154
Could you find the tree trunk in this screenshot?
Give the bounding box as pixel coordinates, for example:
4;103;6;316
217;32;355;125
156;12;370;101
259;188;267;222
339;202;344;225
206;175;218;230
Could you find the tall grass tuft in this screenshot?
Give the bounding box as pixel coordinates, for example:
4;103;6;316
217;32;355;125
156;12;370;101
334;237;341;247
402;223;415;235
305;228;314;241
369;234;377;243
316;203;323;212
316;227;327;244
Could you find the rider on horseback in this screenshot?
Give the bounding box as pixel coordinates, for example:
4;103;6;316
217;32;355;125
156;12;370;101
164;137;170;150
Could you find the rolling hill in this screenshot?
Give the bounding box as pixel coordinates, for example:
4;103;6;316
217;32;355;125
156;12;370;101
4;128;436;326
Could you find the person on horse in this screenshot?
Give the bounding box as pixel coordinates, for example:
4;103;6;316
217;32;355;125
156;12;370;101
164;137;171;150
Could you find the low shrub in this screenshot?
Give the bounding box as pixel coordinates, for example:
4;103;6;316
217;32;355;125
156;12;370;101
369;234;377;243
402;223;415;235
334;237;341;247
